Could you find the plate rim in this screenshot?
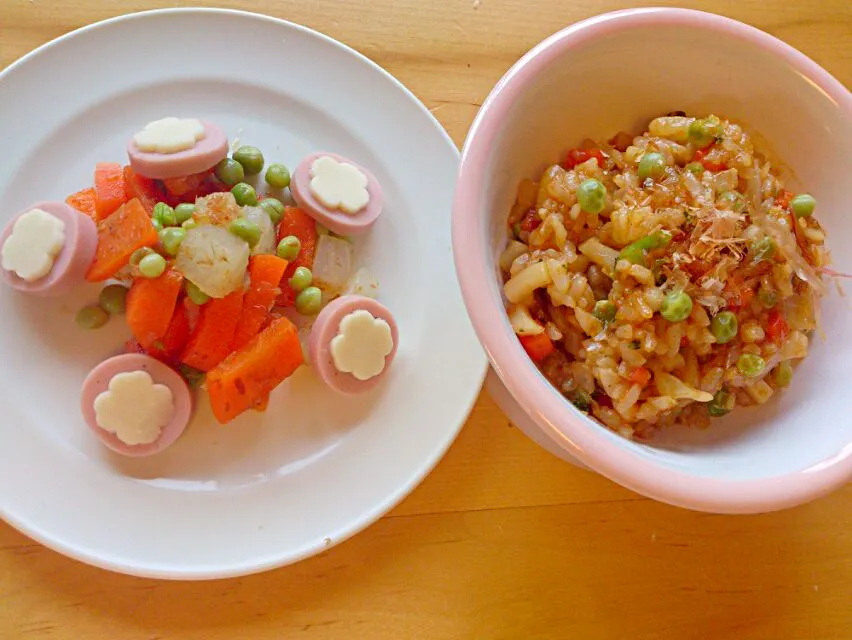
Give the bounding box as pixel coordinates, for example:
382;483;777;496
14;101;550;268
0;7;487;579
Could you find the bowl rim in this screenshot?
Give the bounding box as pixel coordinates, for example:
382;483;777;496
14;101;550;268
452;6;852;513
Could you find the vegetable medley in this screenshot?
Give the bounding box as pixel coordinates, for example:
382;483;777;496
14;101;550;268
502;113;829;438
2;116;398;455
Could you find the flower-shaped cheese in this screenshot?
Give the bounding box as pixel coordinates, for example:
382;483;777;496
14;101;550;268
329;310;394;381
309;156;370;214
1;208;66;282
133;117;206;154
93;371;174;445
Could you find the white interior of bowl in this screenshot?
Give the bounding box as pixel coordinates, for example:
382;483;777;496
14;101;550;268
482;22;852;480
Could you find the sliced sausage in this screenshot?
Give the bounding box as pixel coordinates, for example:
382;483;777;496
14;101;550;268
0;201;97;296
290;152;384;236
127;120;229;180
81;354;192;457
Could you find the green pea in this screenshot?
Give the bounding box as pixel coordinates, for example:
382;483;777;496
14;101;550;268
174;203;195;225
618;243;647;267
265;163;291;189
231;182;258;207
688;118;721;148
233;145;265;176
660;290;693;322
619;230;673;266
138;253;167;279
758;286;777;309
98;284;128;315
570;389;593;412
229;217;262;247
153;202;176;227
512;222;522;239
182;218;198;230
576;178;607;214
185;280;210;305
159;227;187;257
129;247;155;266
592;299;617;323
214;158;245;186
178;364;205;389
295;286;322;316
707;387;735;417
686;162;704;175
289;266;313;293
76;304;109;330
751;236;777;263
710;310;738;344
152;218;163;231
790;193;816;218
718;191;745;212
774;361;793;387
736;353;766;378
637;152;666;180
276;235;301;261
259;198;284;224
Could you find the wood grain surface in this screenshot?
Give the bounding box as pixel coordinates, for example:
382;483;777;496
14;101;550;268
1;1;851;638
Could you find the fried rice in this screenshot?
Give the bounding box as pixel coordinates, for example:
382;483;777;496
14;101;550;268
501;113;828;439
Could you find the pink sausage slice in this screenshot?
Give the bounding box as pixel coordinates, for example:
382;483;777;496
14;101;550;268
81;354;192;457
127;120;229;180
291;152;384;236
309;295;398;395
0;201;97;297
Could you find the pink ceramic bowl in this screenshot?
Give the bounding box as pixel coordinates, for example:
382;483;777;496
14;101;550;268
453;8;852;513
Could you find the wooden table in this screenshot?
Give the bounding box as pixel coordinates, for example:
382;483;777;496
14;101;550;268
2;1;850;638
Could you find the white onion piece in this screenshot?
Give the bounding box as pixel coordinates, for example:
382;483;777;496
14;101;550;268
175;224;250;298
241;206;276;256
342;266;380;299
312;234;353;292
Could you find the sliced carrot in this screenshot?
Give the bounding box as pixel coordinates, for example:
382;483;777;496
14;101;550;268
276;207;318;306
206;316;303;424
180;290;245;372
125;270;184;350
94;162;127;221
146;299;192;364
123;165;163;214
85;198;159;282
65;187;97;220
232;255;289;349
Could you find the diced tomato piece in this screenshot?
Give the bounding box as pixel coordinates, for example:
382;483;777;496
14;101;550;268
519;207;541;232
693;145;727;172
775;189;794;209
628;366;652;386
519;333;555;363
563;148;605;170
766;310;790;344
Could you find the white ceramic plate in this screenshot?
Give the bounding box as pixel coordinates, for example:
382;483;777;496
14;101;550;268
0;8;486;579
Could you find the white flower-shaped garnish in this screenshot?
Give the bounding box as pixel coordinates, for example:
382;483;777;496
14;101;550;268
309;156;370;214
133;117;206;154
93;371;174;446
330;310;394;381
1;208;65;282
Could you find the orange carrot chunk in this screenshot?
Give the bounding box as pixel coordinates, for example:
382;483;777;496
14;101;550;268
276;207;317;306
206;316;304;424
125;270;184;350
232;255;289;349
123;165;163;214
94;162;127;221
85;198;159;282
180;290;245;372
65;187;98;220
